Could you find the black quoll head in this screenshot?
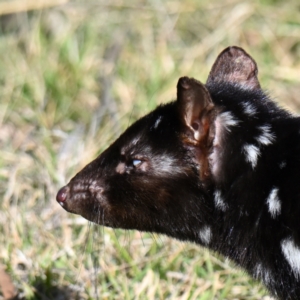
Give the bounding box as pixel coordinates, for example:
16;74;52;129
56;75;217;241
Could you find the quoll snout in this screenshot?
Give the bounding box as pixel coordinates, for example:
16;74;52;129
56;186;69;204
56;179;105;216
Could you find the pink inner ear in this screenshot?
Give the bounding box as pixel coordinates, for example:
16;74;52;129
176;76;217;180
177;76;215;142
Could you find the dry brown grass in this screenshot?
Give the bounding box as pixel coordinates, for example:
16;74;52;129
0;0;299;299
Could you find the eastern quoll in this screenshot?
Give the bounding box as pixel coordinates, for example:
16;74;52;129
57;46;300;300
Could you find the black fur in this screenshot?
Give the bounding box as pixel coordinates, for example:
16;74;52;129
57;46;300;299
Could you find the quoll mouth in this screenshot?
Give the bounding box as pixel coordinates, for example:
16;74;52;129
56;180;117;227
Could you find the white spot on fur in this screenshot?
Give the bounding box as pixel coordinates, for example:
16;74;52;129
153;116;162;129
266;188;281;218
281;238;300;279
256;125;275;146
209;111;239;179
199;226;212;245
218;111;239;131
242;102;257;116
214;190;227;211
279;161;286;169
243;144;260;168
254;263;273;285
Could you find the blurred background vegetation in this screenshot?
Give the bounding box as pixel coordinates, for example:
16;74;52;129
0;0;299;299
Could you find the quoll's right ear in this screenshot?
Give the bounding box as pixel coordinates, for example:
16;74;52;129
177;76;215;147
206;46;260;90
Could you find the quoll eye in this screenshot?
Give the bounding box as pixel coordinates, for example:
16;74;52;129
132;159;142;167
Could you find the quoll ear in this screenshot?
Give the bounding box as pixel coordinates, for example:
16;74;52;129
177;77;215;146
206;46;260;90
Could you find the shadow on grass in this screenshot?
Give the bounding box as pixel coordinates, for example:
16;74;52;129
15;270;85;300
29;278;83;300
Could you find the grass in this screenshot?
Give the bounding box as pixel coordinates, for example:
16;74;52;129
0;0;299;299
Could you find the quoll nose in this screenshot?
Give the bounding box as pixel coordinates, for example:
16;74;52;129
56;186;69;203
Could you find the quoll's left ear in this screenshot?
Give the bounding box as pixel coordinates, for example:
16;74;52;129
177;77;215;146
206;46;260;90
